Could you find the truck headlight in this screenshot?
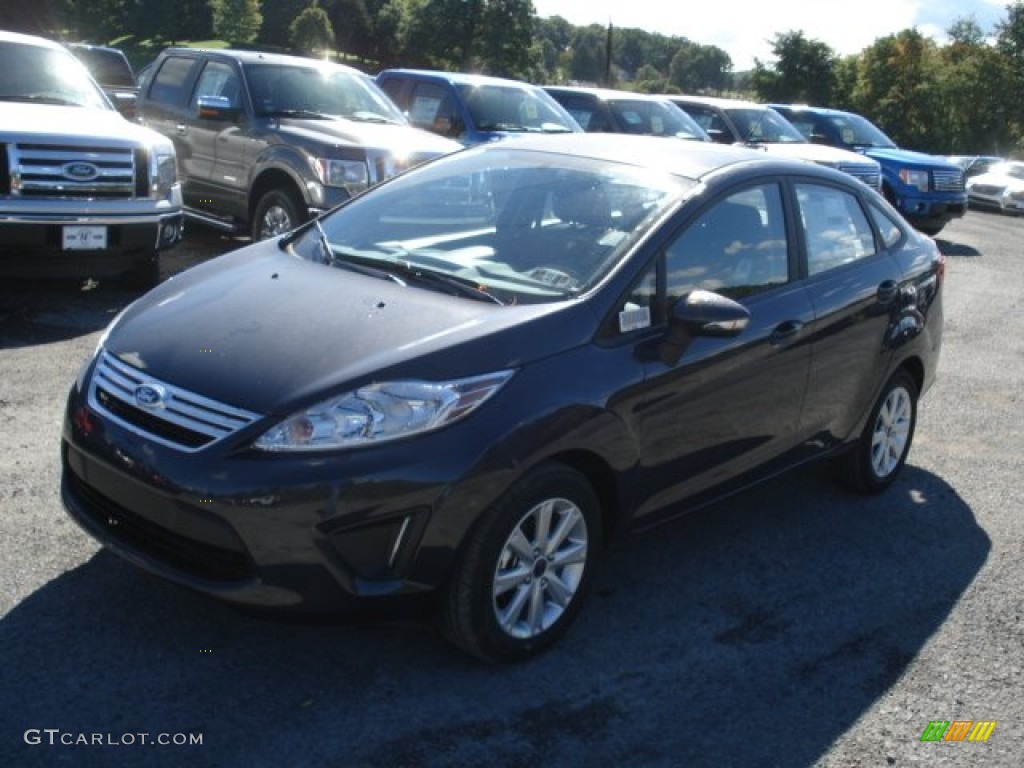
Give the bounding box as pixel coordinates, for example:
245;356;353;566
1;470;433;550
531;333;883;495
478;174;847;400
151;147;178;197
898;168;929;192
314;157;370;196
254;371;513;452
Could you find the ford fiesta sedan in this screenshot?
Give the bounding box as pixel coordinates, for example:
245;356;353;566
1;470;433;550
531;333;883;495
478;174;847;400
61;134;944;662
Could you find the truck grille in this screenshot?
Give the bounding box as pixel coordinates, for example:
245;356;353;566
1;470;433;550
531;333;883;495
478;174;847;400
933;169;965;192
4;141;147;199
838;162;881;189
89;351;262;452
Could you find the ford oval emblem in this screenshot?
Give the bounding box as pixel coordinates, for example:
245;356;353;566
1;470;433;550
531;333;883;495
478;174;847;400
63;162;100;182
133;383;166;409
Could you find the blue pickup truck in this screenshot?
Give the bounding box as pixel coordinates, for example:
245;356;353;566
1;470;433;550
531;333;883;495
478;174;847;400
771;104;966;236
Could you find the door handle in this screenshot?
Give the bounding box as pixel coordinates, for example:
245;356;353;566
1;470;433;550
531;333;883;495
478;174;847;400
176;123;187;135
770;320;804;345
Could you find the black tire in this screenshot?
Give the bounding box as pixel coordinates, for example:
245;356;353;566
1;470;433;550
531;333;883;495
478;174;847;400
443;463;602;662
120;251;160;290
251;188;303;241
835;369;918;494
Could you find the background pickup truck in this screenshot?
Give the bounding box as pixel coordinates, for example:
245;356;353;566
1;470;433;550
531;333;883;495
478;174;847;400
137;48;461;241
771;104;967;236
0;30;183;286
67;42;139;120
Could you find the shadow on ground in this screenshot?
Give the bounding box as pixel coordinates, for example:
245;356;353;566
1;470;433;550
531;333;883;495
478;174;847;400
0;464;988;768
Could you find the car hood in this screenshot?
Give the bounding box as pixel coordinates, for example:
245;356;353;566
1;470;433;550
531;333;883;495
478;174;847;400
967;172;1024;191
862;146;960;170
756;142;879;168
0;102;161;144
103;242;579;415
273;117;461;157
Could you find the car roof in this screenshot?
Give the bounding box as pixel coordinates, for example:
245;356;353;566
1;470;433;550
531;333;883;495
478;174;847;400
0;29;66;50
544;86;674;103
159;46;364;74
667;94;767;110
770;103;849;117
377;68;543;89
474;132;827;181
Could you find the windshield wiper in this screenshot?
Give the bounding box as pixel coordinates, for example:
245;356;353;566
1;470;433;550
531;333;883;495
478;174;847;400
261;108;334;119
326;248;503;304
349;111;398;124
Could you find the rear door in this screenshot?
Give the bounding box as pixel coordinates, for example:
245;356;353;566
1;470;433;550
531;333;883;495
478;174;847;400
793;178;905;446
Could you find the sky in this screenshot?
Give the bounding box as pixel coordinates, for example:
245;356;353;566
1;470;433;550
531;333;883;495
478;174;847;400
531;0;1009;70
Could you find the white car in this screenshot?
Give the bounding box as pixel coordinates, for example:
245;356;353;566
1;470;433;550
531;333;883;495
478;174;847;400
966;161;1024;214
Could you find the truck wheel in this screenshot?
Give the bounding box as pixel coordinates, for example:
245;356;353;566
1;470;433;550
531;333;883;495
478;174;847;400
252;188;303;241
120;251;161;290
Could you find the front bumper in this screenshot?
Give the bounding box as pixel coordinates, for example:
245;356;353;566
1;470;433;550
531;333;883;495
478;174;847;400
60;381;506;614
0;211;184;279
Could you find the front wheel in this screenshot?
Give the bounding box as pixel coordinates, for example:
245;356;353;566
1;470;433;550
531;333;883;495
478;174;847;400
251;188;303;241
443;463;602;662
835;369;918;494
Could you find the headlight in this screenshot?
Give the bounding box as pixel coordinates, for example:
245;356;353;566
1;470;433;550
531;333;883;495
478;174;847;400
313;157;370;195
151;146;178;197
898;168;929;192
254;371;514;452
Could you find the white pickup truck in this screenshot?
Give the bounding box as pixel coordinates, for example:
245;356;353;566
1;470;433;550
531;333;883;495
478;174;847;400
0;30;183;286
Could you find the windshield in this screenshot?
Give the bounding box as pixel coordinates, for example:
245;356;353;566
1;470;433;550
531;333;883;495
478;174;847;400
0;42;110;109
457;83;578;133
245;62;405;123
289;147;690;304
609;99;709;141
728;108;807;144
822;113;897;149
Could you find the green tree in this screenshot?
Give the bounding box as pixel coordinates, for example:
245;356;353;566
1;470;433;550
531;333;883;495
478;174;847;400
324;0;373;59
210;0;262;44
567;25;606;84
752;31;836;104
852;29;943;150
668;41;731;93
258;0;308;49
289;1;336;56
996;1;1024;148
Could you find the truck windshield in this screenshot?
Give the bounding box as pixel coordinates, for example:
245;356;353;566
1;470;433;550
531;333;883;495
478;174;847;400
728;108;807;144
0;42;109;109
246;62;406;124
824;113;899;149
608;99;709;140
458;83;577;133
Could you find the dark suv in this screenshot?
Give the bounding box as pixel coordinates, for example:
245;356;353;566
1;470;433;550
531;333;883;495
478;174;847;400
137;49;461;240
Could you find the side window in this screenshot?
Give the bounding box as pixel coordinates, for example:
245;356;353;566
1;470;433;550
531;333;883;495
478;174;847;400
868;202;904;249
146;56;194;106
797;183;877;275
665;183;789;304
193;62;240;109
562;96;601;132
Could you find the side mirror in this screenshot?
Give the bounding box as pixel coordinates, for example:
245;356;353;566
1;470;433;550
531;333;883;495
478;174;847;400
707;129;732;145
196;94;239;121
659;290;750;365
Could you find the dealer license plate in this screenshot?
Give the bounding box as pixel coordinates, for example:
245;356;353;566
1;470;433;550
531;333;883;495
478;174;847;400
62;226;108;250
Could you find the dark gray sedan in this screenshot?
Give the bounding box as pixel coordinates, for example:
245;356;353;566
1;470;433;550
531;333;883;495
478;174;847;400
61;135;944;661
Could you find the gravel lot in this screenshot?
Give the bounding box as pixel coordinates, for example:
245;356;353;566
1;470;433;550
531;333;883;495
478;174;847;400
1;213;1021;768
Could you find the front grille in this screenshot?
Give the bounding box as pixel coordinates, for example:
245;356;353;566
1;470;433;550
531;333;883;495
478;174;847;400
7;141;144;199
971;184;1004;196
933;169;965;192
838;163;881;189
66;469;253;582
89;351;262;452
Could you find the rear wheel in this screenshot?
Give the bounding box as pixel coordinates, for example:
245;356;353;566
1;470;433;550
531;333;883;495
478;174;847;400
252;188;303;241
835;369;918;494
444;463;602;662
